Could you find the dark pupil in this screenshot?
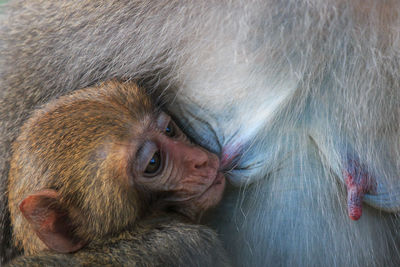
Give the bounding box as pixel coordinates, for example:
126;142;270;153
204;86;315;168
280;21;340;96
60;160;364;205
165;122;175;137
145;151;161;174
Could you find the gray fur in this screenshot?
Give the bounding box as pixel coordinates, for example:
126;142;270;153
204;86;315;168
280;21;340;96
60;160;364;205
7;215;230;267
1;0;400;266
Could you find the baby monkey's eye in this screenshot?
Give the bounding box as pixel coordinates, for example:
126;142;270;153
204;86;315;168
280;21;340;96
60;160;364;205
165;121;176;137
144;151;161;175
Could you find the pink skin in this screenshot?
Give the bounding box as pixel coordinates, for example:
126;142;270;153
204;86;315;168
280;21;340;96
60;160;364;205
220;142;243;170
157;136;226;220
158;135;224;199
343;157;377;221
137;131;227;215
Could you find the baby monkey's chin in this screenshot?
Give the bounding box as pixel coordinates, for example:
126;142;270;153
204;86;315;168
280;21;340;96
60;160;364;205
201;172;226;209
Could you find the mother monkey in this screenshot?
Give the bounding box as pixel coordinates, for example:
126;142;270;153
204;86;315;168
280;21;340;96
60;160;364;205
1;1;400;266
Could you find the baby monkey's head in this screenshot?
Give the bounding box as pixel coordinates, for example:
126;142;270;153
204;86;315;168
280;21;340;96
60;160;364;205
8;80;225;255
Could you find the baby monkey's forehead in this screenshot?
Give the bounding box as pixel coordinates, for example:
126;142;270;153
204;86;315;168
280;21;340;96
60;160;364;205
123;111;165;147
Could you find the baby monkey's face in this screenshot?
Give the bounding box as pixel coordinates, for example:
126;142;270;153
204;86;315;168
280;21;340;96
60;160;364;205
115;111;226;219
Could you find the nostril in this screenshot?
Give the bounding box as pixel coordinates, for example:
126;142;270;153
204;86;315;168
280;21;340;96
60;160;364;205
192;149;209;169
194;155;208;169
194;161;207;169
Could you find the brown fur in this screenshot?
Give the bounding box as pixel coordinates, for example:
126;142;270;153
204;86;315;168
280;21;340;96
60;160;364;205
8;81;153;254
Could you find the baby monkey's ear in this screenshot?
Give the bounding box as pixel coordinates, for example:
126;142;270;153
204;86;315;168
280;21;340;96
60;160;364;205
19;189;85;253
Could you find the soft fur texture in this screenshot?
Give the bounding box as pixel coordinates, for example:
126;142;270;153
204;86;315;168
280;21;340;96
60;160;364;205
1;0;400;266
7;215;230;267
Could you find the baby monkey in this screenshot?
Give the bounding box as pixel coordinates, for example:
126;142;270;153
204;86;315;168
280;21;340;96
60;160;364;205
7;81;228;266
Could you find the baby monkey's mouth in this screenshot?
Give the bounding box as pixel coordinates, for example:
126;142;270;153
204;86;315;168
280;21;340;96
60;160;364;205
212;172;225;185
203;171;225;196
